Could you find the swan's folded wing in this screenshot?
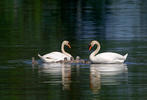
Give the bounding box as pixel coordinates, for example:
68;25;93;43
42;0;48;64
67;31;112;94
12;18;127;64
95;52;125;63
43;52;68;61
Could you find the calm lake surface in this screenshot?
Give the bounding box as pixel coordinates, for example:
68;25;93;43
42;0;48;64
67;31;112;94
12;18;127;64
0;0;147;100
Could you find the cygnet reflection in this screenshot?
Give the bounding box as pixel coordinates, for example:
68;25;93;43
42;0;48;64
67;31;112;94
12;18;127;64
90;64;128;93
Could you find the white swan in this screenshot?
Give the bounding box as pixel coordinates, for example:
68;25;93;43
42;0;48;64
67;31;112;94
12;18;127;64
38;40;72;63
89;40;128;64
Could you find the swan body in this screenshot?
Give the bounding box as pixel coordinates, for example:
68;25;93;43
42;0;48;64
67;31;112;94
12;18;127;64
89;40;128;64
38;41;72;63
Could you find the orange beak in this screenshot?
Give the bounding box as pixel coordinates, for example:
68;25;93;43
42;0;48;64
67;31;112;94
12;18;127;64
67;43;71;48
89;46;92;51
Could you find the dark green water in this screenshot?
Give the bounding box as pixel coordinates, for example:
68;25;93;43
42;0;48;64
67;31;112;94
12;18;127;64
0;0;147;100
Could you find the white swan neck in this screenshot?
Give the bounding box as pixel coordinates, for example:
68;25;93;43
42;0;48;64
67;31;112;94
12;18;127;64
61;42;72;57
90;42;101;57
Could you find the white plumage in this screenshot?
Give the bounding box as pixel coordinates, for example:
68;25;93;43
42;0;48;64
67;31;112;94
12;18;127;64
89;40;128;64
38;40;72;63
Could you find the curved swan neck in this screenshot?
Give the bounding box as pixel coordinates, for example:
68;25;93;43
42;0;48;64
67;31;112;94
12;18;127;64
61;42;72;57
90;42;101;57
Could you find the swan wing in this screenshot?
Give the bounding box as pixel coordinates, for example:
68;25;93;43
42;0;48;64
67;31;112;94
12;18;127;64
95;52;125;63
38;53;58;62
44;52;68;60
39;52;71;63
97;52;124;59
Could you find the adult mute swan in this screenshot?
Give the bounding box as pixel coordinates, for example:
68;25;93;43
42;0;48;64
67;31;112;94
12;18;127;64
38;40;72;63
89;40;128;64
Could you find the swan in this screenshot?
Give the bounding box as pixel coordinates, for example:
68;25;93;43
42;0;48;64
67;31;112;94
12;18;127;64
38;40;72;63
89;40;128;64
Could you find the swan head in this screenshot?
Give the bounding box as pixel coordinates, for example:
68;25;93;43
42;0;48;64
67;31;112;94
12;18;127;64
63;40;71;48
76;56;80;60
70;57;74;61
89;40;99;51
64;57;68;61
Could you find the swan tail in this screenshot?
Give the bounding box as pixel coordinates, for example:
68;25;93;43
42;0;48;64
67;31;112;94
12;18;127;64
124;53;128;59
38;53;45;60
38;53;47;62
38;53;42;58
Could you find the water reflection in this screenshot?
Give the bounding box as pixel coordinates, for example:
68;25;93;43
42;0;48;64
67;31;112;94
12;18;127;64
62;64;71;90
90;65;101;94
38;63;71;90
90;64;128;93
38;63;62;76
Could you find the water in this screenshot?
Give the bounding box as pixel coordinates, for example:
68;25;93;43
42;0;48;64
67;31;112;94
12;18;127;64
0;0;147;100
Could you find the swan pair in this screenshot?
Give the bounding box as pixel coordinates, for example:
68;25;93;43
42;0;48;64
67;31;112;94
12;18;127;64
38;40;128;64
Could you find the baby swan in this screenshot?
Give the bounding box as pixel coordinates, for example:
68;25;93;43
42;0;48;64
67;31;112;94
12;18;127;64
56;56;91;64
75;56;91;64
84;60;91;64
64;57;68;63
75;56;85;63
56;57;68;63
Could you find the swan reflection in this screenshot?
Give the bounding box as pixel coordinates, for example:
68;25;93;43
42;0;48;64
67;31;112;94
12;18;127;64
90;65;101;94
38;63;71;90
62;64;71;90
38;63;62;76
90;64;128;93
